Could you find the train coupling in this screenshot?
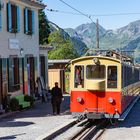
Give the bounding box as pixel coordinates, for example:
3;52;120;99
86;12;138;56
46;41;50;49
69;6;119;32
87;112;104;119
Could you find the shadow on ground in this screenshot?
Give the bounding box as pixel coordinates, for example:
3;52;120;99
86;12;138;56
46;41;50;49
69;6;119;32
0;95;71;121
0;133;26;139
0;121;34;127
110;100;140;129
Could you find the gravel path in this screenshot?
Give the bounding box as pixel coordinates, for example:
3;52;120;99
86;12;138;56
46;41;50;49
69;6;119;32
0;95;74;140
100;99;140;140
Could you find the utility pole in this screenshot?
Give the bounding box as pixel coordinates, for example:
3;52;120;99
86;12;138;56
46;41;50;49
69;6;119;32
96;19;99;49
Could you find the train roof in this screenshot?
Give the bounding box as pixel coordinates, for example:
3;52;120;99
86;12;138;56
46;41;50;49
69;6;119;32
71;55;121;64
71;49;136;65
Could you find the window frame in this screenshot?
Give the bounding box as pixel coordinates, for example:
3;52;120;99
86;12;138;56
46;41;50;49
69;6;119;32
74;65;84;88
8;57;20;92
107;65;118;89
7;2;20;33
86;64;106;80
24;8;35;35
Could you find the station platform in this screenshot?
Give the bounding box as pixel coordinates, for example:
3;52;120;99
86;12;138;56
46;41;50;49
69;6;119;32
0;94;74;140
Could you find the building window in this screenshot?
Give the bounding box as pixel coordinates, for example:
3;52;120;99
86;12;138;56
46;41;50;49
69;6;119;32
7;2;20;33
24;8;35;35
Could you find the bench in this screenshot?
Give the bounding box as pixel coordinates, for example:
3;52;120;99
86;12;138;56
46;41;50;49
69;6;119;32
15;95;30;109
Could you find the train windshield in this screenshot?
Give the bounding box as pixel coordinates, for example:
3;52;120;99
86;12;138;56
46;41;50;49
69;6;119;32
86;65;105;79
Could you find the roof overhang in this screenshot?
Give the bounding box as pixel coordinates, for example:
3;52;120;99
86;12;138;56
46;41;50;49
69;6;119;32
48;59;71;64
39;45;54;55
20;0;46;9
40;45;54;51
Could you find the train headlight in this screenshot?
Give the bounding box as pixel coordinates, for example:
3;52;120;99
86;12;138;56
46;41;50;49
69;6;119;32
77;97;82;103
108;97;114;103
93;57;100;65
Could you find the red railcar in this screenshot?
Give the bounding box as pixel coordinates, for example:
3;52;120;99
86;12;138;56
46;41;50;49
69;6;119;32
70;51;140;119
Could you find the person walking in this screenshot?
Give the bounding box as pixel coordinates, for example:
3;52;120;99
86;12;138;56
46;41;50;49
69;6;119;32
51;82;63;115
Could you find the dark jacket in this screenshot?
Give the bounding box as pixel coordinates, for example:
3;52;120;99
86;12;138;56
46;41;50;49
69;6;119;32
51;86;63;100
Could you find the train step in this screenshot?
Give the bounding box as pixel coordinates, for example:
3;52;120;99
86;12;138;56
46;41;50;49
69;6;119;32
119;95;140;121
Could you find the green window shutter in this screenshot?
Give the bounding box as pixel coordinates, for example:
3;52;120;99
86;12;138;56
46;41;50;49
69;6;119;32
7;2;12;32
24;8;28;34
31;10;35;34
16;6;20;32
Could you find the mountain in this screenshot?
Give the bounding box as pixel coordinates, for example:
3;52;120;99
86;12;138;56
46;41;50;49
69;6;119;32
49;23;87;56
65;23;106;48
65;20;140;62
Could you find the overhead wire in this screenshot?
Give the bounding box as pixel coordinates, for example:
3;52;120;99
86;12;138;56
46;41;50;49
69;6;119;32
46;1;140;55
46;9;82;16
57;0;94;22
47;8;140;17
47;0;140;23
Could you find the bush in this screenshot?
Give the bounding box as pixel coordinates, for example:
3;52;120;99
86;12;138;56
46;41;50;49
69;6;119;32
10;98;19;111
24;95;34;107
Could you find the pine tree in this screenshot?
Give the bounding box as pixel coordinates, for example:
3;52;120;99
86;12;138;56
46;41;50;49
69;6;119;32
48;30;79;59
39;9;50;45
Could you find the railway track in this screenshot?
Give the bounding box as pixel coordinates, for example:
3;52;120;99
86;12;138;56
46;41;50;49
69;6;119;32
68;119;109;140
44;119;109;140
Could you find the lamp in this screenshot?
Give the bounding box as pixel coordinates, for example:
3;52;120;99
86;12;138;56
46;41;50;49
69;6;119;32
93;57;100;65
20;48;24;55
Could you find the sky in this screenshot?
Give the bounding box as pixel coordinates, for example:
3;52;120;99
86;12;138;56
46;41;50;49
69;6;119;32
43;0;140;30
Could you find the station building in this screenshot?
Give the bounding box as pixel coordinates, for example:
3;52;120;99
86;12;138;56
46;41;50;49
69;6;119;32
48;59;71;94
0;0;46;111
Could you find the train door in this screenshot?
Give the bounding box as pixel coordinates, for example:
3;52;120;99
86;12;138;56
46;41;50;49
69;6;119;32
106;66;118;113
86;65;106;113
27;57;35;96
71;65;85;112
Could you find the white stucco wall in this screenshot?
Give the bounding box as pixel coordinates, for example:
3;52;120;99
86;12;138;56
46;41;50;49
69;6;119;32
0;0;40;58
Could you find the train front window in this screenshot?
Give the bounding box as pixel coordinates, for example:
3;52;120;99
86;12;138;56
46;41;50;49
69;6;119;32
86;65;105;79
107;66;117;88
74;65;84;88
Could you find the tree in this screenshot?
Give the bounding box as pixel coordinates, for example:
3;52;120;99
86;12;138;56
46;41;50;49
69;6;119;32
48;30;79;59
39;9;50;44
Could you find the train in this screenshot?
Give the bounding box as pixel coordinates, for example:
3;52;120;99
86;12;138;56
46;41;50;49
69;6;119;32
70;50;140;120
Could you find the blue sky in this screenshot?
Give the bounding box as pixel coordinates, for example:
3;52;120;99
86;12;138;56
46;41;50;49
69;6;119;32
43;0;140;30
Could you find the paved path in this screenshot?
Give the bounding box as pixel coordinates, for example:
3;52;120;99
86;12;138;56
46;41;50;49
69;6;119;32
0;95;74;140
100;99;140;140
